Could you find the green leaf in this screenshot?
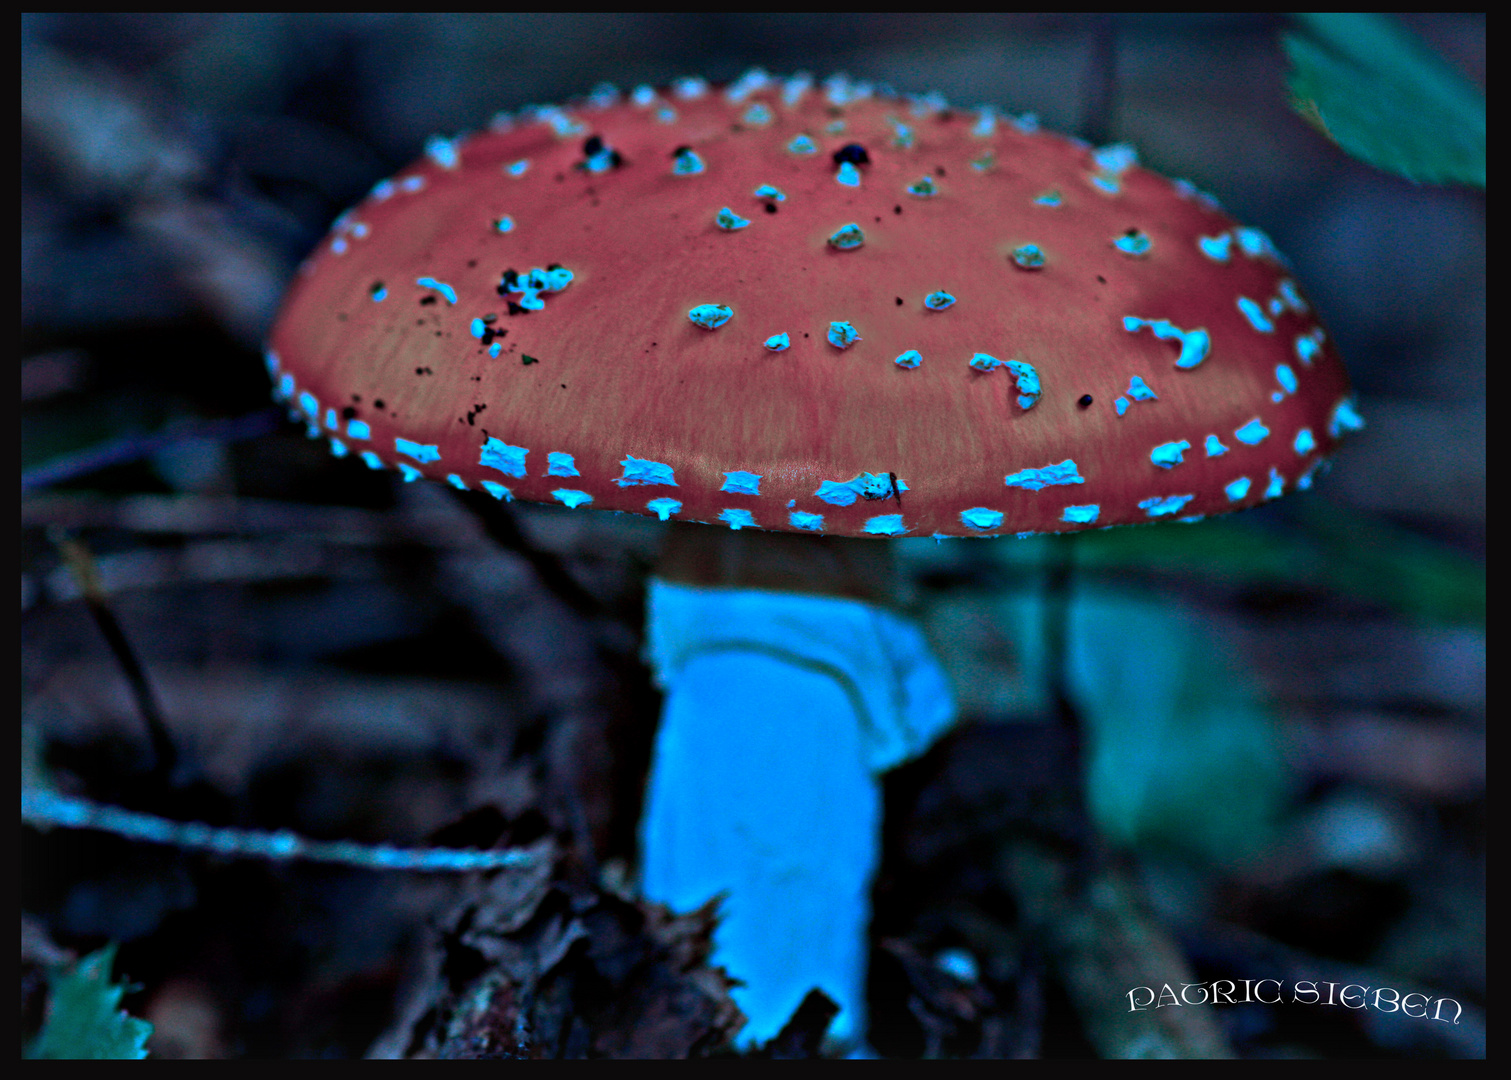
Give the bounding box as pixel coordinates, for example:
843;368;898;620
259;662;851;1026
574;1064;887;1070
1283;13;1485;187
930;586;1287;862
1068;588;1288;863
27;944;152;1060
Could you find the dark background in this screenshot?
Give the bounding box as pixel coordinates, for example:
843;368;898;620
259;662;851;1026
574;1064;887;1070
22;14;1484;1058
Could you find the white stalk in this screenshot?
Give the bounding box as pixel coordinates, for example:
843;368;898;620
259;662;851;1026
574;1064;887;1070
638;578;956;1047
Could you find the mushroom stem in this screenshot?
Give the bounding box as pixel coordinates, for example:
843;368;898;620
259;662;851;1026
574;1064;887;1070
641;527;956;1047
653;523;898;603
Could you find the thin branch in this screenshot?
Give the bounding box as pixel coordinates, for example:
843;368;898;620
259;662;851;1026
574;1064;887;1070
21;408;280;495
1078;14;1120;146
50;528;178;784
451;488;609;621
1041;532;1077;730
23;789;546;873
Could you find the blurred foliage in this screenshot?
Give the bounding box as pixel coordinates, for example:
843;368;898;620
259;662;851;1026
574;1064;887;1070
26;943;153;1060
964;586;1289;864
916;493;1486;628
1067;500;1485;627
1283;13;1485;187
1070;588;1287;863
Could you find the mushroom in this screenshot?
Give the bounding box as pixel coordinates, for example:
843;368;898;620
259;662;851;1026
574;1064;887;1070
265;72;1360;1048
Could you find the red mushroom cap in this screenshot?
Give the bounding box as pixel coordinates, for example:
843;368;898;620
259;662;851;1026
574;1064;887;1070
267;74;1359;538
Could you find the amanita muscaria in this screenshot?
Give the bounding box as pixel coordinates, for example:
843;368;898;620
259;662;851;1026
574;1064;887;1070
266;71;1361;1046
